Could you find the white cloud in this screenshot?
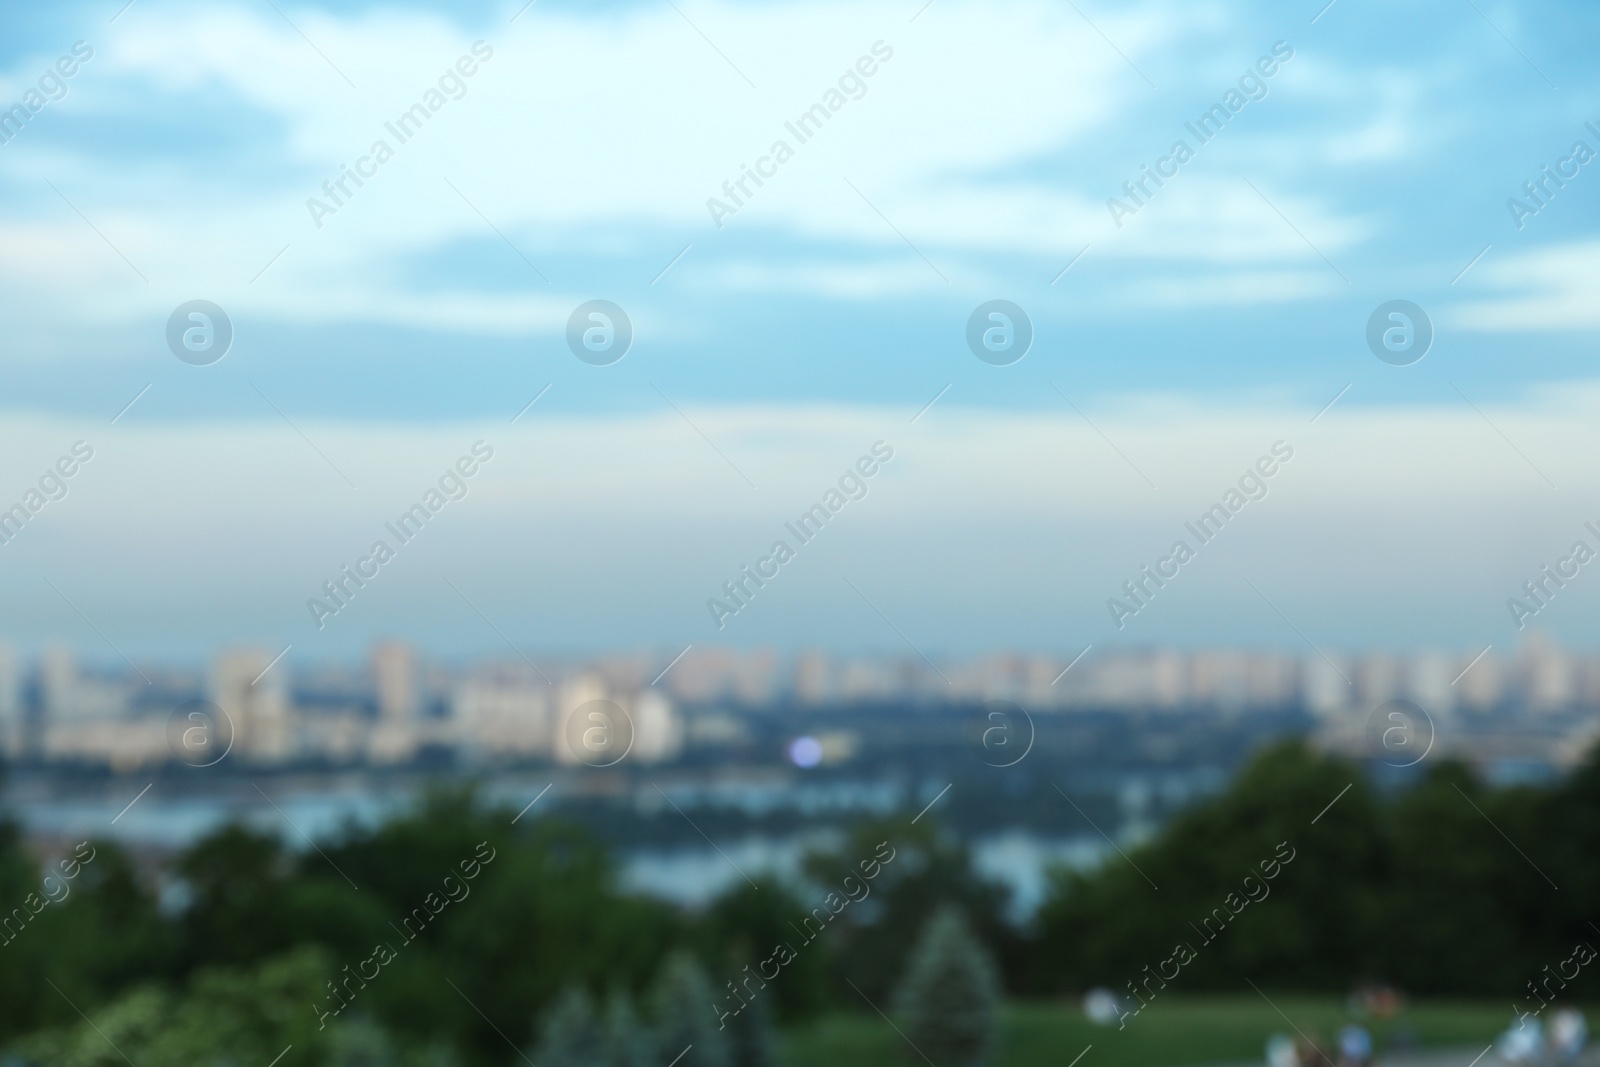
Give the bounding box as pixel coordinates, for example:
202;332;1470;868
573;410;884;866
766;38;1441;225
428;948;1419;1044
1453;239;1600;330
0;0;1401;337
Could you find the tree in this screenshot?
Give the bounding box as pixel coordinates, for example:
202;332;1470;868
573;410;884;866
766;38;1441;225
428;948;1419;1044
16;947;340;1067
601;989;655;1067
700;880;831;1021
328;1015;399;1067
802;816;1012;1003
648;951;728;1067
1378;761;1536;993
174;822;298;969
893;907;1000;1067
34;839;174;997
1032;740;1385;992
533;988;604;1067
723;987;775;1067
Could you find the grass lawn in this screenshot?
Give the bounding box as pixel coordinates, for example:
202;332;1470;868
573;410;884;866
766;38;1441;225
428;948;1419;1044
780;997;1517;1067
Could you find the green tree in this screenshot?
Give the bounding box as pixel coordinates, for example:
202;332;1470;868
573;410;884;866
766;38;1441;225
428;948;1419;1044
0;815;69;1042
1531;739;1600;998
601;989;655;1067
1378;761;1538;993
423;816;678;1066
328;1015;399;1067
34;839;173;998
802;816;1011;1002
700;881;831;1021
17;946;339;1067
166;789;679;1067
533;988;604;1067
1033;741;1385;991
648;951;728;1067
893;907;1000;1067
723;987;775;1067
175;823;298;969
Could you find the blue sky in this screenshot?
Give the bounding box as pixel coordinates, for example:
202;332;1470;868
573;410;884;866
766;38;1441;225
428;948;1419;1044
1;0;1598;661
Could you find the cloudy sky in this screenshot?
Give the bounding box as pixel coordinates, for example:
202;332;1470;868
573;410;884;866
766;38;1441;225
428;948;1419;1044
0;0;1597;663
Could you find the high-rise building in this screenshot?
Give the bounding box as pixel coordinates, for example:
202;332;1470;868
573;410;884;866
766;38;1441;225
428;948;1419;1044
0;643;21;757
41;645;76;723
372;641;418;724
554;672;610;765
210;648;293;762
1302;655;1352;717
731;648;780;705
368;642;421;763
1521;633;1573;712
631;688;683;764
1455;648;1503;712
39;646;130;724
452;662;552;760
793;650;834;705
1403;651;1455;720
1353;653;1401;710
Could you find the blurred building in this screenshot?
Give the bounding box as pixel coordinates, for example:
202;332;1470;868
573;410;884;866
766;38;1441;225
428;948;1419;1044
3;636;1599;770
1353;653;1401;710
0;642;22;757
1302;655;1351;717
658;647;778;705
1521;633;1574;712
211;648;293;762
554;671;610;765
373;641;418;723
36;646;152;765
369;641;420;763
627;688;681;763
453;662;552;760
1455;647;1504;712
1403;651;1456;719
41;645;130;723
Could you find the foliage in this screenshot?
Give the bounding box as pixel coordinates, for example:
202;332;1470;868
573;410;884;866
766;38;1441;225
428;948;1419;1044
17;947;338;1067
1031;739;1600;997
6;740;1600;1066
601;988;655;1067
800;815;1015;1002
892;907;1000;1067
649;951;729;1067
699;880;833;1022
533;987;605;1067
724;985;776;1067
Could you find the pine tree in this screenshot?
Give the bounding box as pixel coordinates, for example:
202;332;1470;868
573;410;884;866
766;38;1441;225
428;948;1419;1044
892;907;1001;1067
328;1016;397;1067
534;987;604;1067
648;951;730;1067
602;988;656;1067
724;988;775;1067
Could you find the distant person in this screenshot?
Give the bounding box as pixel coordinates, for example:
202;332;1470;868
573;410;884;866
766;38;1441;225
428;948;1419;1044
1267;1033;1299;1067
1497;1015;1545;1067
1083;987;1123;1026
1299;1033;1336;1067
1338;1023;1373;1067
1550;1009;1587;1064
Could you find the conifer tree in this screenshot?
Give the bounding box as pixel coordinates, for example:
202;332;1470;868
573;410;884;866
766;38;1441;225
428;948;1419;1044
602;988;656;1067
649;951;730;1067
534;987;603;1067
892;907;1001;1067
724;988;775;1067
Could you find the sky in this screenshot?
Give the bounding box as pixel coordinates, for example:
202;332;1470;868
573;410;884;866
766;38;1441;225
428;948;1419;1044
0;0;1598;663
